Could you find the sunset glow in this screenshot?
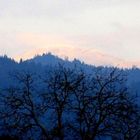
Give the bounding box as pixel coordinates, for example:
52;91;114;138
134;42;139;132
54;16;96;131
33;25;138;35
0;0;140;67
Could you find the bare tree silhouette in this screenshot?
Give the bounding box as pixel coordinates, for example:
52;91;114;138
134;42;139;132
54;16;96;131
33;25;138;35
68;68;140;140
0;67;140;140
0;71;51;140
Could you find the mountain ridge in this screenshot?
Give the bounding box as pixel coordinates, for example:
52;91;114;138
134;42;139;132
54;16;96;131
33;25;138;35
0;52;140;95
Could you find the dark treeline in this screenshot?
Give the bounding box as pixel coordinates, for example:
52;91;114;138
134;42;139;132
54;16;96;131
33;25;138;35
0;64;140;140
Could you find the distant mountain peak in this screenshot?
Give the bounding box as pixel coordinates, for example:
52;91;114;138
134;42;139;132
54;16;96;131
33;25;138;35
26;52;65;66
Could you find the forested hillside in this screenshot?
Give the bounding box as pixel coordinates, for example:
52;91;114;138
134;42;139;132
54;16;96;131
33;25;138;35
0;53;140;140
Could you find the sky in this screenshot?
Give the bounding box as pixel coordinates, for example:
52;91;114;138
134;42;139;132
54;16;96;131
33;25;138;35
0;0;140;67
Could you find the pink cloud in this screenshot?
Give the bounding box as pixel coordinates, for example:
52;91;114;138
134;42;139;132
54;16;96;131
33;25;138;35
14;32;140;68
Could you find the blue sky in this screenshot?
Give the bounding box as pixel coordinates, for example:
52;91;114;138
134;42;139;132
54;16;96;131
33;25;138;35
0;0;140;67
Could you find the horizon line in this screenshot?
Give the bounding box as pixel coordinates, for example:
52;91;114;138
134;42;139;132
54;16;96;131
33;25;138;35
0;52;139;69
